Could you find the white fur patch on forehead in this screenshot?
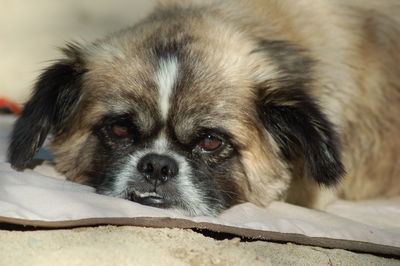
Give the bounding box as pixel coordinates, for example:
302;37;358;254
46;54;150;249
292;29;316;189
155;56;179;120
152;134;170;152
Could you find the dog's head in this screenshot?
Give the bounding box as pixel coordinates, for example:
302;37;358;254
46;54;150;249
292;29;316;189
8;9;344;216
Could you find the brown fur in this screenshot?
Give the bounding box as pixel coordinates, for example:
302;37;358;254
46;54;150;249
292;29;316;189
164;0;400;207
9;0;400;212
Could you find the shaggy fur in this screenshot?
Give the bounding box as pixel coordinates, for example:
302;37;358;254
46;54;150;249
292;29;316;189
8;0;400;215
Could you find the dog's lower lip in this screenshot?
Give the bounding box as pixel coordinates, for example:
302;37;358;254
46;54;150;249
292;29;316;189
136;196;171;208
130;192;171;208
138;196;165;205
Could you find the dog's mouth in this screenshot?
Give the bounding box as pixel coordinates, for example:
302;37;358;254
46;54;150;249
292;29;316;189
129;191;171;209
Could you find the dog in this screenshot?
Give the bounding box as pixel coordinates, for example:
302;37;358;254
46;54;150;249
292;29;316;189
8;0;400;216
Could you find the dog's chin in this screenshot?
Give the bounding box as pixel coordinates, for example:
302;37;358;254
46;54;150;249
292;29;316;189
132;194;212;217
96;186;223;217
129;191;171;209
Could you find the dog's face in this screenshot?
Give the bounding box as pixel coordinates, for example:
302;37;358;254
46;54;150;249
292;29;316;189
8;10;344;216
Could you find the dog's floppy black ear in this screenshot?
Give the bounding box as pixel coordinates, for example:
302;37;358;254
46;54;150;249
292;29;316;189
260;90;345;185
8;44;86;170
256;40;345;185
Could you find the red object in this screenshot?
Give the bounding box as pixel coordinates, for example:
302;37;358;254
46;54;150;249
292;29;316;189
0;98;22;115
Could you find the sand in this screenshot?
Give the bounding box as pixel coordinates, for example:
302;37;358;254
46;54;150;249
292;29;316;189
1;226;398;266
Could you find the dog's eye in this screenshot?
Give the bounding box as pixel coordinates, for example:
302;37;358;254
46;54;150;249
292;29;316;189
111;124;130;138
196;135;223;152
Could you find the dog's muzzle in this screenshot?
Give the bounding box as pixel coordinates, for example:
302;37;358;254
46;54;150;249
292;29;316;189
131;153;179;208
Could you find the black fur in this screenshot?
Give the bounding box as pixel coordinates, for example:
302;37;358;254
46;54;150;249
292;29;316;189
256;40;345;185
8;47;85;170
260;91;345;185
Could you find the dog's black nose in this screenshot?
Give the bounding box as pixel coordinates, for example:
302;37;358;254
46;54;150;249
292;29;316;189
137;154;178;183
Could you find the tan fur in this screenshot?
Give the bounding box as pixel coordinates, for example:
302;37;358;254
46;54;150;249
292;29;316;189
45;0;400;209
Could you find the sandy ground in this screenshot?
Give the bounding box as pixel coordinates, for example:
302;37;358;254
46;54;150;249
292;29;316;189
1;1;399;265
1;226;398;266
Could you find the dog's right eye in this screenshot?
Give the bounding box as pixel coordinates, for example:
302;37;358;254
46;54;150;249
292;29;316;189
196;135;223;152
111;124;130;138
94;115;137;145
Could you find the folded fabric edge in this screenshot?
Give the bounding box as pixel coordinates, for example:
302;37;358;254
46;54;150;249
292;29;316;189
0;216;398;257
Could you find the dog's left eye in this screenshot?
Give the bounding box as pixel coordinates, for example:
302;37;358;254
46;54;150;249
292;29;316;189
111;124;130;138
196;135;223;152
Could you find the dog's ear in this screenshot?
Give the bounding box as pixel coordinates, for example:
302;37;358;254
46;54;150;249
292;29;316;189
256;40;345;185
8;44;86;170
259;89;345;185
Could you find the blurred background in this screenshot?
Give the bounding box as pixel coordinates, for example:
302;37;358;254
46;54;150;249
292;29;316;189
0;0;157;103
